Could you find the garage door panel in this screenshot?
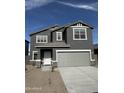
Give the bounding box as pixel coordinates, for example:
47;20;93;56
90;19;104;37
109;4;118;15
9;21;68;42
57;52;90;67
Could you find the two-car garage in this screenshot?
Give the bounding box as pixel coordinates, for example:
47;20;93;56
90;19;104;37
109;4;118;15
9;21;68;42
56;50;92;67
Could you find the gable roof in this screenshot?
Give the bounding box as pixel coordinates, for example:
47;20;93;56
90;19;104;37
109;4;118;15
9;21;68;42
30;25;59;36
30;20;93;36
66;20;93;28
51;20;94;32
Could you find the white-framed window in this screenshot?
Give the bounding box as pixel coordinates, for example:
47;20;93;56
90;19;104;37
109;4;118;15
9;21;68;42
56;32;62;41
73;28;87;40
36;35;48;43
32;51;38;60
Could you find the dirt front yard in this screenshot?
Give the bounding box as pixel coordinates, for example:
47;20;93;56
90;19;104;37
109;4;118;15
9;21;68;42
25;65;68;93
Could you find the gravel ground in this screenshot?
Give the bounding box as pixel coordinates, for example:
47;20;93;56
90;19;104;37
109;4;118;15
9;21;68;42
25;65;68;93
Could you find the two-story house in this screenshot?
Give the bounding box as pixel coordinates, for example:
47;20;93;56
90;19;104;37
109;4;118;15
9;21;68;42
30;21;95;67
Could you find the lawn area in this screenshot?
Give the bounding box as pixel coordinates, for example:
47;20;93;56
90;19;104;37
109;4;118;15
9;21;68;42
25;65;68;93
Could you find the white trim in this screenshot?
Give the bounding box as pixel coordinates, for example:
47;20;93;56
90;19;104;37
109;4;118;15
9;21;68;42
32;51;38;60
71;26;89;28
56;32;62;41
36;35;48;43
73;27;87;40
71;23;89;28
56;49;95;63
30;59;41;62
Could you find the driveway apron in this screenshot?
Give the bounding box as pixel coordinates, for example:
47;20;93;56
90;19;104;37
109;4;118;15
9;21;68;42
59;66;98;93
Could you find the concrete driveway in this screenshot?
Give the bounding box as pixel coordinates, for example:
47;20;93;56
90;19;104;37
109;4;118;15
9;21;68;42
59;66;98;93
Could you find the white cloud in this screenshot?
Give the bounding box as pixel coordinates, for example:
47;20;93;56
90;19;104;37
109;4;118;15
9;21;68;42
57;1;98;11
25;0;98;11
25;0;54;10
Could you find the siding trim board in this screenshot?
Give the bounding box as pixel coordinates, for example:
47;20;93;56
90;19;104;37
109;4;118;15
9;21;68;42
71;25;89;28
35;46;70;48
56;49;95;63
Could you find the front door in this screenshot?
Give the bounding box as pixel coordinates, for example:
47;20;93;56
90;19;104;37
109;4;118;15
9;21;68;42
43;51;51;65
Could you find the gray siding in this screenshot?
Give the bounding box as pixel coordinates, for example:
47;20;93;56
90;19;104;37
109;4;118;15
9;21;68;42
30;29;53;60
31;30;52;46
66;27;93;50
52;29;65;42
25;41;29;56
30;22;94;61
51;26;94;61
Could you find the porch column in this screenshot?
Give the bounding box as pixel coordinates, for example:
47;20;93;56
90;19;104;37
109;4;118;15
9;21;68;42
52;48;56;61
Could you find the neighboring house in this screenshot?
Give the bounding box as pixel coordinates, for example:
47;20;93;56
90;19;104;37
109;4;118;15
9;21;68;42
94;44;98;56
94;44;98;66
25;40;29;56
30;21;95;67
25;40;30;64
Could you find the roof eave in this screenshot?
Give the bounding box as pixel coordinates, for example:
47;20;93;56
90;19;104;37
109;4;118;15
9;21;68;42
30;25;59;36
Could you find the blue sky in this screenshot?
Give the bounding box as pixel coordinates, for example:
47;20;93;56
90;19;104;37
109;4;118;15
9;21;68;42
25;0;98;44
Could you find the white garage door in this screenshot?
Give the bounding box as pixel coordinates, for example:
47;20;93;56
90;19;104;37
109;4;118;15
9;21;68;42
57;51;91;67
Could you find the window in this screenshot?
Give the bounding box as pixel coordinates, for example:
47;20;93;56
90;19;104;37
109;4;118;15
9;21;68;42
34;53;37;60
73;28;87;40
32;51;38;60
36;35;48;43
56;32;62;41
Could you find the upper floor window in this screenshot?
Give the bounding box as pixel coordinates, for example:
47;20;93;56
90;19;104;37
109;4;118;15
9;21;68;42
56;32;62;41
36;35;48;43
73;28;87;40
